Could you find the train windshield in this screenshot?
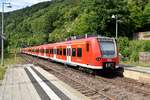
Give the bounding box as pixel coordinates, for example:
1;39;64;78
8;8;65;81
98;38;116;58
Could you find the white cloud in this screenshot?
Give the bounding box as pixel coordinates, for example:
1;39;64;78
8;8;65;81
10;0;50;5
25;0;50;4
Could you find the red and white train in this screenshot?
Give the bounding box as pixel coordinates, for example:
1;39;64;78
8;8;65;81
21;36;119;70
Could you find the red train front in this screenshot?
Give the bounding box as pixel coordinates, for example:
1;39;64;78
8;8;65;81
21;36;119;71
90;37;119;70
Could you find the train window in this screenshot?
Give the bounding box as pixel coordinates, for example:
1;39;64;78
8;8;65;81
86;43;89;52
50;49;51;54
46;49;49;53
63;49;66;55
55;49;57;54
60;48;62;55
50;49;52;54
45;49;47;53
72;48;76;57
57;49;60;55
51;49;53;54
40;49;44;53
67;48;71;56
54;49;57;54
34;49;36;52
53;49;55;54
77;48;82;57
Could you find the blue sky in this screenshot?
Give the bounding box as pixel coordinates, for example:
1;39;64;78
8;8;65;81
0;0;50;12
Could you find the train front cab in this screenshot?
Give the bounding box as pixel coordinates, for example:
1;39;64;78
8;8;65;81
93;37;119;71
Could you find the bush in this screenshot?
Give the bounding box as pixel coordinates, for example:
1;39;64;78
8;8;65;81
129;51;139;62
117;37;130;57
117;37;150;62
142;41;150;52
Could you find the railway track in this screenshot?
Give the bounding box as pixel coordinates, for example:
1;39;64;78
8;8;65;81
22;54;115;100
22;54;150;100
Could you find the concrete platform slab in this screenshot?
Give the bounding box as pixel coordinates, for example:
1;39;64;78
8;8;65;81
0;64;89;100
0;65;43;100
120;64;150;84
123;70;150;84
33;65;90;100
125;66;150;74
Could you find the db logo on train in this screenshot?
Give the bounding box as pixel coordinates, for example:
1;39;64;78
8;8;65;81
107;59;112;62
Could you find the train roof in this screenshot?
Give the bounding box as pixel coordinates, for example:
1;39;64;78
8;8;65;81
23;36;115;49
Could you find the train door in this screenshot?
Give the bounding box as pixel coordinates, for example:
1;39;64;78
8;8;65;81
44;48;46;57
86;42;91;64
39;48;41;56
54;47;56;59
62;46;67;61
67;45;71;63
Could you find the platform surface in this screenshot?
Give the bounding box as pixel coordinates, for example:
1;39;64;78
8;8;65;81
125;66;150;74
0;64;89;100
119;64;150;74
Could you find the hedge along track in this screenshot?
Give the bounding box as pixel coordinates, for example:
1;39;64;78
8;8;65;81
22;54;150;100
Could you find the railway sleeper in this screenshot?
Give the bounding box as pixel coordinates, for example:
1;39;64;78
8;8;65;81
81;90;97;95
76;87;88;91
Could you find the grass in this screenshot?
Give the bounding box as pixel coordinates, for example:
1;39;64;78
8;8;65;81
0;66;6;80
0;53;24;80
4;54;24;65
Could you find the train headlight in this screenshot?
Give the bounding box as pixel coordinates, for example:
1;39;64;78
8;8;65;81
96;57;101;61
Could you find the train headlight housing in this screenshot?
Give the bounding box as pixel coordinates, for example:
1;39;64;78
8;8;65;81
96;57;101;61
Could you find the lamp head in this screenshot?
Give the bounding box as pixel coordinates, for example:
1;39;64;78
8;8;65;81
111;15;115;19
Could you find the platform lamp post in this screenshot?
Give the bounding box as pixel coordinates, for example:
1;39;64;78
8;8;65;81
1;2;12;66
112;14;118;39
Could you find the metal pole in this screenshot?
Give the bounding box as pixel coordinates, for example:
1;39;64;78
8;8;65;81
116;15;118;39
1;3;4;66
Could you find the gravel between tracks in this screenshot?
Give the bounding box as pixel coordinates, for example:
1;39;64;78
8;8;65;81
22;54;150;100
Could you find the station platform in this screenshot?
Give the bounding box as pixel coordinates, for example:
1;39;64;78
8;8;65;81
0;64;89;100
119;64;150;74
119;64;150;84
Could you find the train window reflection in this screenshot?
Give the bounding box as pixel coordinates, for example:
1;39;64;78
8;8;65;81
99;41;115;58
72;48;76;57
63;49;66;56
77;48;82;57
